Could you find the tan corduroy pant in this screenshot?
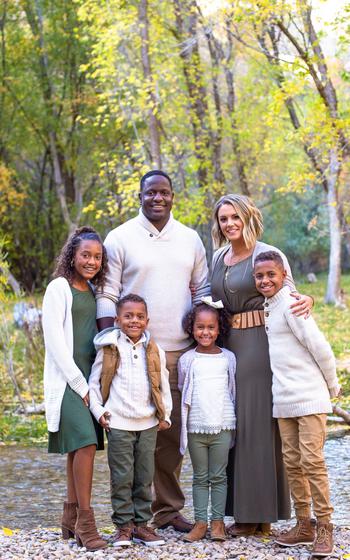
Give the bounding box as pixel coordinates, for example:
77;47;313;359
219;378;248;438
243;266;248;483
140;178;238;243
278;414;333;522
151;344;193;527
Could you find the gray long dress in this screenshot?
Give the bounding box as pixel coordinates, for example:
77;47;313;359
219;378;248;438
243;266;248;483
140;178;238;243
211;248;291;523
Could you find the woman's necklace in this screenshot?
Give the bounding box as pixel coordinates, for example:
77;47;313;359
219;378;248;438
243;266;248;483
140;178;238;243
224;247;252;295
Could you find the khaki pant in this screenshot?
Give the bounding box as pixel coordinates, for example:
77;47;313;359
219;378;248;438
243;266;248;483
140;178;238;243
151;345;193;527
278;414;333;522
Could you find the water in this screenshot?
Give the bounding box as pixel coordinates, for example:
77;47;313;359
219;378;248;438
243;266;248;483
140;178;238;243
1;435;349;530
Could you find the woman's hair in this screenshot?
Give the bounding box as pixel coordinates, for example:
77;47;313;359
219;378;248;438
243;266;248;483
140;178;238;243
53;226;108;289
212;194;264;250
183;303;231;338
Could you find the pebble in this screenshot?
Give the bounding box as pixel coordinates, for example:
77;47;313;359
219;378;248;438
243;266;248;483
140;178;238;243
0;524;349;560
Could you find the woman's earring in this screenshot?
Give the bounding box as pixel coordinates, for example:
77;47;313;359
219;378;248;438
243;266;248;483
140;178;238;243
70;259;74;268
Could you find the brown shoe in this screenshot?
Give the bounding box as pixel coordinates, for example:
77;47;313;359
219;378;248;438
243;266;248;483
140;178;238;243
75;507;107;551
312;522;334;557
112;523;134;547
61;501;77;539
183;521;208;543
132;525;165;546
275;517;315;547
160;514;194;533
210;520;226;541
227;522;259;537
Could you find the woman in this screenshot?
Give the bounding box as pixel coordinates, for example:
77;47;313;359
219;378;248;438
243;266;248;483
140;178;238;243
210;194;312;536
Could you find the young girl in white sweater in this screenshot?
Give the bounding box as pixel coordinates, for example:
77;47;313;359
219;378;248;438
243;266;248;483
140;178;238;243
178;299;236;543
42;226;108;551
254;251;340;558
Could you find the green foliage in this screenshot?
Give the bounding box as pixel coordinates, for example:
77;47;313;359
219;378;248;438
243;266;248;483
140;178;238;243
0;414;47;446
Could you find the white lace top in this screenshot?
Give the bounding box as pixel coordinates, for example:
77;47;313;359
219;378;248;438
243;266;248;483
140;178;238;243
187;352;235;434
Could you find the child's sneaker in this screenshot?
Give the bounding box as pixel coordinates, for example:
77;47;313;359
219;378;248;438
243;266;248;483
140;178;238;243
133;525;165;546
275;518;315;546
312;522;334;557
112;524;134;547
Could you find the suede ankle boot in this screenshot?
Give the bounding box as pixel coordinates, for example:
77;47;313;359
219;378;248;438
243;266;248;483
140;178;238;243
75;507;107;551
312;522;334;557
61;501;77;539
210;520;226;541
183;521;208;542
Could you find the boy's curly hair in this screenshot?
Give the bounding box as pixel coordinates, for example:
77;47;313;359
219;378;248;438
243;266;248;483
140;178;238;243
53;226;108;289
183;302;231;338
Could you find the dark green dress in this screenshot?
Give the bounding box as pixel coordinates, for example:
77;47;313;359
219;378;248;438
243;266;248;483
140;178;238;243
48;287;104;454
211;250;290;523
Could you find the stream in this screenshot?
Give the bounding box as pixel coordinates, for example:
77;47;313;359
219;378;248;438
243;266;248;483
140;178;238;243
1;434;349;530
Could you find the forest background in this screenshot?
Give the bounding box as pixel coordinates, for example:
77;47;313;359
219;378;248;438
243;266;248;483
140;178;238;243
0;0;350;439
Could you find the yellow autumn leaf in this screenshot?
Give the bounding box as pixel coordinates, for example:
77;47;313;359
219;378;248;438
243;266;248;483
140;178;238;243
2;527;13;536
342;554;350;559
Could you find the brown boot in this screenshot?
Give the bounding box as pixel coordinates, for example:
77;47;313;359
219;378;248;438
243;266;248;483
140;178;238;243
210;520;226;541
75;507;107;551
275;517;315;547
183;521;208;542
227;523;259;537
61;502;77;539
312;522;334;557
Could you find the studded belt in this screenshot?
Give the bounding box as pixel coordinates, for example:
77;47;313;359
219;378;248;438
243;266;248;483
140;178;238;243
230;310;265;329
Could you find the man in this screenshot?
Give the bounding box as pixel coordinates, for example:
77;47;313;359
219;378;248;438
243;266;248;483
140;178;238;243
96;170;209;532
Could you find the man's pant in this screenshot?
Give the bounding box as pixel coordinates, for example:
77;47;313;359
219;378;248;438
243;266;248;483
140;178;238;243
188;430;233;521
107;426;158;526
151;345;192;526
278;414;333;522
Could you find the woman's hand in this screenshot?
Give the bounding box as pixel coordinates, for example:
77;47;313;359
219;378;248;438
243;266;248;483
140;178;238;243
158;420;170;431
82;392;90;407
290;292;313;318
99;411;111;432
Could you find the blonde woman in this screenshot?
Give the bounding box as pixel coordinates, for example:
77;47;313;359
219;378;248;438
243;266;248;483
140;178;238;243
210;194;312;536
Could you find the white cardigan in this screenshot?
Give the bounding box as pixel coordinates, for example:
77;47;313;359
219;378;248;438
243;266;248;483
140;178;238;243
42;277;90;432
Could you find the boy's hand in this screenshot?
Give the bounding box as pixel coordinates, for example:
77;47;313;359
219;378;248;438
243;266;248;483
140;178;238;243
290;293;313;318
99;411;111;432
158;420;170;431
82;392;90;407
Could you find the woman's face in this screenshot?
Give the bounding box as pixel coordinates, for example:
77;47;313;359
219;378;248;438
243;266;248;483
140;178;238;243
217;203;245;243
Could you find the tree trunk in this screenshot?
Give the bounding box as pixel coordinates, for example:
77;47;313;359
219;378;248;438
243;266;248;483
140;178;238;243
138;0;162;168
325;150;342;305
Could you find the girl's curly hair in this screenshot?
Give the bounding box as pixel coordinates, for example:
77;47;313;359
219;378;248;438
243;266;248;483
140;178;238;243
53;226;108;289
183;302;231;338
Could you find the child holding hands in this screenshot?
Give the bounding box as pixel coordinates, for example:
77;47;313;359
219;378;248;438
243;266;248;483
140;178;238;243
42;226;108;551
178;298;236;542
254;251;341;557
89;293;172;547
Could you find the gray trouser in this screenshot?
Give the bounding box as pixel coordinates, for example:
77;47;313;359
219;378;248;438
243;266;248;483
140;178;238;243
188;430;233;521
107;426;158;526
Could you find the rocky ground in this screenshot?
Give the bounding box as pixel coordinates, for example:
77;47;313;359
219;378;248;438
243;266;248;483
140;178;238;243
1;523;349;560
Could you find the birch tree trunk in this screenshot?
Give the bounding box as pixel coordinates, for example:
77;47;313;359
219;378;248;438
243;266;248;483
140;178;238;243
138;0;162;169
325;150;342;305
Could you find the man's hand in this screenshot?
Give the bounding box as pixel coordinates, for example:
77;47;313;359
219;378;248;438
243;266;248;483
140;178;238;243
99;411;111;431
290;292;313;319
158;420;170;431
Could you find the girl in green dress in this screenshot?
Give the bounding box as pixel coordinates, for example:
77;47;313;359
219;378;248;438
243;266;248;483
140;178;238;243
42;226;108;551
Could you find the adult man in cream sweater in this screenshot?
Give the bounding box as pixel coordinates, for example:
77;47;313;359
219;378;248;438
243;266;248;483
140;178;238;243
96;170;208;532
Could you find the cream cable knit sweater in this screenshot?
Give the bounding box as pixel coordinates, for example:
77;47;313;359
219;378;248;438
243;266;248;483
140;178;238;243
96;210;208;351
42;277;89;432
265;286;340;418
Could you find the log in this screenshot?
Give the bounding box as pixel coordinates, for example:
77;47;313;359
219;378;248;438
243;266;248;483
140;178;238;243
332;405;350;425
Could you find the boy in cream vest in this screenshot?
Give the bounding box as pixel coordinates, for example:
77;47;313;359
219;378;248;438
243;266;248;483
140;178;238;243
254;251;340;558
89;294;172;547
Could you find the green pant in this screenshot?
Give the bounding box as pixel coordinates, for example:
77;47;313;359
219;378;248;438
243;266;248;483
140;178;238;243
107;426;158;526
188;430;233;521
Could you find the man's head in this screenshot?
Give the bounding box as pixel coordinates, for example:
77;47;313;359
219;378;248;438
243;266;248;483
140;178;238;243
254;251;286;298
139;170;174;231
116;293;149;343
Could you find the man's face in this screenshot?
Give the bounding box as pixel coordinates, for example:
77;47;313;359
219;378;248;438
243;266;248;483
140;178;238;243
139;174;174;228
